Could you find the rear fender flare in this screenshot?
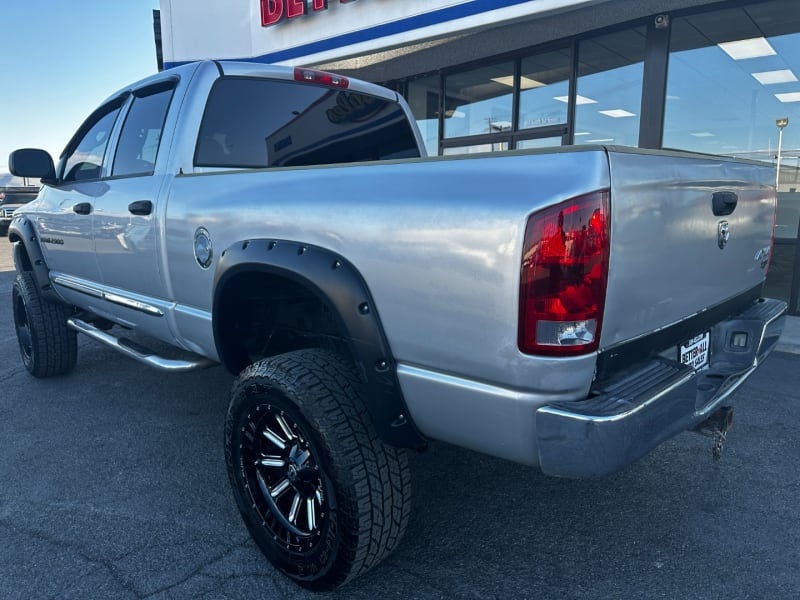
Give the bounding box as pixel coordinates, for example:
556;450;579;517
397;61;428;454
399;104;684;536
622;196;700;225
212;238;425;449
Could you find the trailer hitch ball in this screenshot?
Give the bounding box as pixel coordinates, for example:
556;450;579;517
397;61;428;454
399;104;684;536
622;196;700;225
709;406;734;432
693;406;734;461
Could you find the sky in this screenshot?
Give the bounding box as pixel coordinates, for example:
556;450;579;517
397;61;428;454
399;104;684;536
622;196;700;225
0;1;161;174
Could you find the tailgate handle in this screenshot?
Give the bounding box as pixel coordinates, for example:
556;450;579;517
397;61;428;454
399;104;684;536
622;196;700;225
712;192;738;216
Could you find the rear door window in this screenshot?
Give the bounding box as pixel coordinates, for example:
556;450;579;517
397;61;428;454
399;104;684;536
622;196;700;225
195;77;420;169
112;83;175;177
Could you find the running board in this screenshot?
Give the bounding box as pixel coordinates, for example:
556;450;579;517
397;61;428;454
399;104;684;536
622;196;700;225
67;317;217;373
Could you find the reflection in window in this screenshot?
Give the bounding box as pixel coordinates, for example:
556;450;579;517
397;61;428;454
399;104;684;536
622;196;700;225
113;86;174;177
444;62;513;139
196;78;420;168
663;1;800;163
575;28;646;147
518;50;571;130
62;105;122;182
407;75;440;156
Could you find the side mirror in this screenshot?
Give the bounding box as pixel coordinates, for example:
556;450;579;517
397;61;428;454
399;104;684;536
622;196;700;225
8;148;57;184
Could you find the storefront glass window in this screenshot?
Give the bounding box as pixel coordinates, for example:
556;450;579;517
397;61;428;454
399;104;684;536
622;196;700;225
443;142;509;156
406;75;440;156
574;28;646;147
516;136;563;150
444;62;514;139
518;49;571;130
663;1;800;164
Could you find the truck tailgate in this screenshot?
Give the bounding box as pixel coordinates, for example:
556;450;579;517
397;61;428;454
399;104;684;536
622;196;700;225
601;147;775;351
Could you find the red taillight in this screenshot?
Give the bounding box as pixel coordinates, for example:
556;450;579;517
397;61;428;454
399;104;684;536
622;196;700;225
518;190;610;356
293;67;349;89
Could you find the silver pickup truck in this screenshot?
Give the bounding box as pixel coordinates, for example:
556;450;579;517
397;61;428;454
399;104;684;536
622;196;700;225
7;60;786;590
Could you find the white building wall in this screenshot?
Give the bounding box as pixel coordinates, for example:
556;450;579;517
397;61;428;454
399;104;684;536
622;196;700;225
160;0;604;68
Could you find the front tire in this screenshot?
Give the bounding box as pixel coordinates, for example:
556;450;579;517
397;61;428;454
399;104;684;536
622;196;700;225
225;349;411;590
12;271;77;377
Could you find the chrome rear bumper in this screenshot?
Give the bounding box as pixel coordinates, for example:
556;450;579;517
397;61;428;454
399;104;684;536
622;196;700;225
536;298;787;478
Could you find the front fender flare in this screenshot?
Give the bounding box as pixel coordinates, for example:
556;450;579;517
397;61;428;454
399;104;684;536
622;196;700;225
213;239;426;449
8;215;62;304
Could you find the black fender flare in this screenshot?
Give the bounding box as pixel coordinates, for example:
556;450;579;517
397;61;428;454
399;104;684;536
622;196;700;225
7;216;62;304
212;238;426;449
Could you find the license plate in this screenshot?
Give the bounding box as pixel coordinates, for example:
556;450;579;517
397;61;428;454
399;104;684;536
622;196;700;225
680;332;710;370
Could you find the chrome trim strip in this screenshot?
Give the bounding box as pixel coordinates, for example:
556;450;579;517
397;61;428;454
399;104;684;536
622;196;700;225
53;275;164;317
52;275;103;299
103;292;164;317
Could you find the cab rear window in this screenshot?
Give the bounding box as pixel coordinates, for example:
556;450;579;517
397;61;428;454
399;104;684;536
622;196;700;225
195;77;420;169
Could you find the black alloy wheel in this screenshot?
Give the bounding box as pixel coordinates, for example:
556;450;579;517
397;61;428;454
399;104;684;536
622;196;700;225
240;402;331;555
225;349;411;590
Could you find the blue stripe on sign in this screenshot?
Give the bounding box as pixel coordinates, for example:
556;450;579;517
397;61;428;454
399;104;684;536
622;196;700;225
165;0;540;68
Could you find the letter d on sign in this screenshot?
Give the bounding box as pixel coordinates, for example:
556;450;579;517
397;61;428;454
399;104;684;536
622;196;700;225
261;0;283;26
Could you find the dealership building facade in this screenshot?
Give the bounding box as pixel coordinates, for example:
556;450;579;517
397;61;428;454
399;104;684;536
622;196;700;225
158;0;800;310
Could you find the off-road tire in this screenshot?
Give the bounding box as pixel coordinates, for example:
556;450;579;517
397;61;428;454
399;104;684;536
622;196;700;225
225;349;411;591
12;271;77;377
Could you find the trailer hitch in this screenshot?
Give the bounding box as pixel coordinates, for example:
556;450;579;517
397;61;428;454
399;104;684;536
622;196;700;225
692;406;734;461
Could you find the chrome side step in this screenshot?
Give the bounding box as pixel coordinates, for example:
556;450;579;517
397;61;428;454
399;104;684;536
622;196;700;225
67;317;217;373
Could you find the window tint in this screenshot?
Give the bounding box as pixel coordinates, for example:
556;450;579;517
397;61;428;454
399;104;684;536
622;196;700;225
62;104;122;182
195;77;420;169
112;85;174;177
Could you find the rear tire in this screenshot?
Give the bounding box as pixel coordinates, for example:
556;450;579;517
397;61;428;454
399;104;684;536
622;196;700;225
225;349;411;590
12;271;77;377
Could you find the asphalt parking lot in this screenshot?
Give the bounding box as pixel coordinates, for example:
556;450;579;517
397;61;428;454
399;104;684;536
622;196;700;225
1;234;799;599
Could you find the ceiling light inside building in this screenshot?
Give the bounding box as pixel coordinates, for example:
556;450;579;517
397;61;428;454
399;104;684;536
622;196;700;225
718;37;776;60
491;76;546;89
599;109;636;118
554;94;597;105
574;132;592;136
690;132;715;137
752;69;798;85
775;92;800;102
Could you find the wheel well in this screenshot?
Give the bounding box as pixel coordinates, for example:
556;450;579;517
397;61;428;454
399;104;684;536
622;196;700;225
215;271;351;374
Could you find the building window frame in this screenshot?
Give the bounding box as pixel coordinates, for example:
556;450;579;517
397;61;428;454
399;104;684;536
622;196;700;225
434;40;576;155
400;0;799;157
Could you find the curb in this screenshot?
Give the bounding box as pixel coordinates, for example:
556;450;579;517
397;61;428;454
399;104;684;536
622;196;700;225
776;314;800;355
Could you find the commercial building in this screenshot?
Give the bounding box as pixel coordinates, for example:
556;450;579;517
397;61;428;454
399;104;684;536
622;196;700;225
157;0;800;311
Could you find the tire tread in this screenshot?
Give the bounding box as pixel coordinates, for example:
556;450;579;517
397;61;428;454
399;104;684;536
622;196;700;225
13;272;77;377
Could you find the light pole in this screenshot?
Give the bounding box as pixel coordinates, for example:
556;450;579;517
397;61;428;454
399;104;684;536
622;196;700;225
776;117;789;189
